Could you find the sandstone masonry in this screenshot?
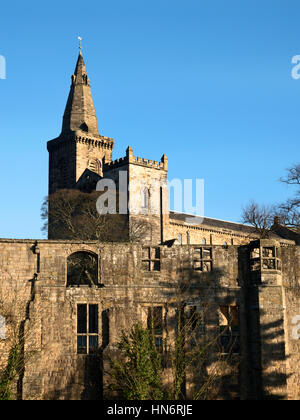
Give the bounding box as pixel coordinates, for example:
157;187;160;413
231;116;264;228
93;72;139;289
0;51;300;400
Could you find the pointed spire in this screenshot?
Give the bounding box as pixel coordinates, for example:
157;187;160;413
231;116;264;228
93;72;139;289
62;52;100;137
78;36;82;54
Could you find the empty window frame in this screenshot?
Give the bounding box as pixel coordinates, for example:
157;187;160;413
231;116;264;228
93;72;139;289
67;252;99;287
250;246;281;271
193;247;213;272
142;247;161;271
185;305;206;338
262;247;280;270
77;304;99;355
219;305;240;355
250;247;261;271
147;306;163;351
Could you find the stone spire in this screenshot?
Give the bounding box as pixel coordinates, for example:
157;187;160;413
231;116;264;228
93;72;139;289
62;52;100;137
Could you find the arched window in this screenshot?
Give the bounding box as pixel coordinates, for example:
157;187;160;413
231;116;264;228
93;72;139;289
67;252;99;287
177;234;182;245
142;188;150;212
202;238;206;245
88;158;102;175
142;188;150;210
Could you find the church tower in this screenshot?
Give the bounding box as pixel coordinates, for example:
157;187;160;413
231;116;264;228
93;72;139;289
47;48;169;244
47;51;114;195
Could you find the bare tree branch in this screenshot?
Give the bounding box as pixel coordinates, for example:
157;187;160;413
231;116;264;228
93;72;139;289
241;201;275;238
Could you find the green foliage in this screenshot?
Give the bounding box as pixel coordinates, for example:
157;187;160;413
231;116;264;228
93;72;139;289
173;312;186;400
106;306;238;401
0;344;22;400
108;324;164;400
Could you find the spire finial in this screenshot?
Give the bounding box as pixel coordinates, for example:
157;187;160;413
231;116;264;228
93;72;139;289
78;36;82;53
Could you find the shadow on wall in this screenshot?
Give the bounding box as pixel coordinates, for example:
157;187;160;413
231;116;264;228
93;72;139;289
42;309;110;400
238;246;290;400
43;246;290;400
157;262;241;400
80;356;102;400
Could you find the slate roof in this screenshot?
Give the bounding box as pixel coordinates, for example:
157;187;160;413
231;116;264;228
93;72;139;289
169;211;295;243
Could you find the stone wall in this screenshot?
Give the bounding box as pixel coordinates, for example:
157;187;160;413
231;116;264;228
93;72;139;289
0;239;300;400
167;221;256;246
104;147;169;244
48;134;114;195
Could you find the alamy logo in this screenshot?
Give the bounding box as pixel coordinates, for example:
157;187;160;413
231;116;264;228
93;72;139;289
292;315;300;340
96;172;205;224
291;55;300;80
0;55;6;80
0;315;6;339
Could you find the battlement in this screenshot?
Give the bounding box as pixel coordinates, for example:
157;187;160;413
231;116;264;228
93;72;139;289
103;146;168;171
75;134;114;150
47;132;114;151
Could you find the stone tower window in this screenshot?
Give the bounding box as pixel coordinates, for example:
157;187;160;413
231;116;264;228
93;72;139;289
88;158;102;175
142;188;150;213
67;252;99;287
250;244;281;272
77;304;99;354
262;247;278;270
202;238;206;245
177;234;182;245
80;122;89;132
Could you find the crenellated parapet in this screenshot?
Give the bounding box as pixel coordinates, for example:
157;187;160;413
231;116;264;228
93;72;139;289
75;134;114;150
47;132;114;152
103;146;168;172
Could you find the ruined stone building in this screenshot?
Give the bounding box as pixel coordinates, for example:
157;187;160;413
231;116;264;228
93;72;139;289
0;52;300;400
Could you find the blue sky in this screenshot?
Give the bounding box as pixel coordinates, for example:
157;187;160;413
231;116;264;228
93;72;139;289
0;0;300;239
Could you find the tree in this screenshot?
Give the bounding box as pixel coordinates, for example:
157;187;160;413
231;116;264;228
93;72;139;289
41;189;128;241
107;324;164;400
42;189;150;242
105;265;239;401
106;314;238;400
277;164;300;230
241;164;300;236
163;266;239;400
0;343;23;400
241;201;275;238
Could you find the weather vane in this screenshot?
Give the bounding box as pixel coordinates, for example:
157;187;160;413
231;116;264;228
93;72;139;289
78;36;82;53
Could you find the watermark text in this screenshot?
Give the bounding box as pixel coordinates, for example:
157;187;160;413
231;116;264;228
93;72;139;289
0;55;6;79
